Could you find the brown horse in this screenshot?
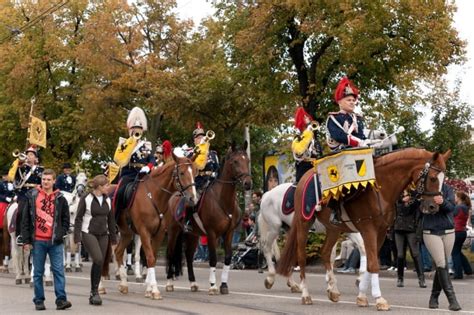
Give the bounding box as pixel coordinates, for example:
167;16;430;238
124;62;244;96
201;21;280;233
114;153;198;299
166;143;252;295
277;148;451;310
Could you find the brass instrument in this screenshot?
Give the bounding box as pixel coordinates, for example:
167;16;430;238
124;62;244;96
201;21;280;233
308;121;320;131
12;149;27;162
202;130;215;143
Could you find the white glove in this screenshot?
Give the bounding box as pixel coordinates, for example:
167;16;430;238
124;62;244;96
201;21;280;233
140;165;150;174
6;197;12;203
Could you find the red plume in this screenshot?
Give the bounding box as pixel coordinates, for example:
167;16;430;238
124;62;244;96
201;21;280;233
196;121;203;129
334;77;359;103
294;107;313;132
162;140;172;159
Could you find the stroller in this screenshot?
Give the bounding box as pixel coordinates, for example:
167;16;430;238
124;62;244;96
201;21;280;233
231;229;267;270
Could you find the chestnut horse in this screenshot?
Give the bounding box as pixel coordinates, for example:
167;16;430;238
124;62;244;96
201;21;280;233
277;148;451;310
115;153;198;299
166;143;252;295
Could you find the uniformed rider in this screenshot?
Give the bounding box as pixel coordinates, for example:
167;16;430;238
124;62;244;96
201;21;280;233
7;144;44;244
154;140;172;169
55;162;76;193
113;107;155;213
291;107;323;182
183;122;219;232
325;77;381;224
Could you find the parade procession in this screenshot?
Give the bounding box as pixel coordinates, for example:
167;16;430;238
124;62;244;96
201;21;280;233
0;1;473;314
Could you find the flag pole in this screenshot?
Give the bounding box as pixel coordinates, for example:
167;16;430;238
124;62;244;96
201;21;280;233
26;97;35;147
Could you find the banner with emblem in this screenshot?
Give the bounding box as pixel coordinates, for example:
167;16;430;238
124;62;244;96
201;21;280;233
29;115;47;148
315;148;376;200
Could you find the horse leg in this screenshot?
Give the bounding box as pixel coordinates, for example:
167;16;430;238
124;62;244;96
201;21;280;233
219;231;234;295
349;233;366;287
207;233;219;295
185;233;199;292
165;227;179;292
10;238;22;284
99;242;113;294
260;215;280;290
321;229;342;302
142;228;166;300
134;235;143;283
72;236;82;272
115;229;133;294
297;220;312;305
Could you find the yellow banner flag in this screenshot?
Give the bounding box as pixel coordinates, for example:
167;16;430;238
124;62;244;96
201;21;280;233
29;115;47;148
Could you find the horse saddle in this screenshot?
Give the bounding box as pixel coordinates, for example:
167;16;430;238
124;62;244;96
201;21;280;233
301;174;322;221
173;194;187;221
113;179;140;220
281;185;297;215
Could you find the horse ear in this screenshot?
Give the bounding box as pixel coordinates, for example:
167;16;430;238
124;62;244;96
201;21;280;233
231;140;237;152
243;140;248;151
442;149;452;162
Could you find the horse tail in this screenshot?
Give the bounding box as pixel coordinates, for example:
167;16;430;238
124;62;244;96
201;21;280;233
101;239;112;277
166;230;184;278
276;220;299;277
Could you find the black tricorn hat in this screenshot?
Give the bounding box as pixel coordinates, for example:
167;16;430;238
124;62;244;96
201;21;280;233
62;162;72;169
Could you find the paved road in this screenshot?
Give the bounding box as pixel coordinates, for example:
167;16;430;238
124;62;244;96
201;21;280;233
1;263;473;314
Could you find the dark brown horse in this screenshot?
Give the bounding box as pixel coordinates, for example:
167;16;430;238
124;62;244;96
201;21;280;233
277;148;451;310
115;153;198;299
166;143;252;295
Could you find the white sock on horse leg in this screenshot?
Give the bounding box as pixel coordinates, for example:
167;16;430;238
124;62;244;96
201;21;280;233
147;267;157;285
127;253;132;266
221;265;230;283
359;255;367;273
66;252;71;266
74;253;80;267
370;273;381;298
3;256;9;266
358;269;371;294
134;261;141;276
209;267;216;285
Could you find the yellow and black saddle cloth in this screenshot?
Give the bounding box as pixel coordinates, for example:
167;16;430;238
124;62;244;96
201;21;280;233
315;147;377;204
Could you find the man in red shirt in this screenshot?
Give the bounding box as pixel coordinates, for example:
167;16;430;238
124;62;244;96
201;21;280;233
21;169;72;311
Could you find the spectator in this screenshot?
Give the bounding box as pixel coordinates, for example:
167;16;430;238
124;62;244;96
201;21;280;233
336;247;360;274
335;237;355;268
195;236;209;262
393;191;426;288
451;191;472;279
379;229;397;270
21;169;72;311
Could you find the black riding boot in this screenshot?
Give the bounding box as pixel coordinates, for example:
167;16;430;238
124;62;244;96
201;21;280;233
183;208;194;232
429;270;441;308
437;267;461;311
89;263;102;306
328;199;342;225
413;257;426;288
396;258;404;287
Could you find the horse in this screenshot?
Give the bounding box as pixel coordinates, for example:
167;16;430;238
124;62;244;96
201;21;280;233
276;148;451;310
258;182;366;294
62;172;87;272
166;143;252;295
114;152;198;299
0;202;11;273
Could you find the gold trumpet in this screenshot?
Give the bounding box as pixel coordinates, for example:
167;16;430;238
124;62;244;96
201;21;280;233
308;121;320;131
12;149;27;161
201;130;215;143
133;131;142;140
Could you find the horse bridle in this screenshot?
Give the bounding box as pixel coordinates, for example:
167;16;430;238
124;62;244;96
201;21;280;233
172;162;196;194
410;157;444;203
216;153;251;186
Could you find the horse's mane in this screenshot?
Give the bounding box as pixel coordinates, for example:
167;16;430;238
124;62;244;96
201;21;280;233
374;148;430;167
150;160;175;178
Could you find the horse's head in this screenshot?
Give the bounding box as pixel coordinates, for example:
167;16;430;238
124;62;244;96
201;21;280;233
415;150;451;214
172;153;199;207
75;172;88;197
223;141;252;191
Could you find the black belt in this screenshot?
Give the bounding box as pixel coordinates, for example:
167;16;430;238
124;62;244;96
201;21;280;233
198;171;213;176
423;229;454;236
129;163;145;168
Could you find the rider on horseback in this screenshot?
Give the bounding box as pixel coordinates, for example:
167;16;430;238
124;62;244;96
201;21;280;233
55;163;76;193
325;77;381;225
7;144;44;245
183;122;219;232
113;107;155;215
154;139;172;169
291;107;323;182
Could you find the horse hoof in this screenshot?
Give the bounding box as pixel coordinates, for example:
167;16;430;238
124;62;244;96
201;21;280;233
356;296;369;307
151;292;162;300
65;267;72;273
220;283;229;295
45;280;53;287
24;278;31;284
118;285;128;294
290;285;301;293
190;284;199;292
98;288;106;295
327;290;340;303
301;296;313;305
30;281;33;288
75;267;82;272
115;275;121;281
375;297;391;311
145;291;152;298
15;279;22;285
264;278;274;289
103;275;110;280
136;277;144;283
166;284;174;292
355;279;360;288
208;287;218;295
127;269;134;276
